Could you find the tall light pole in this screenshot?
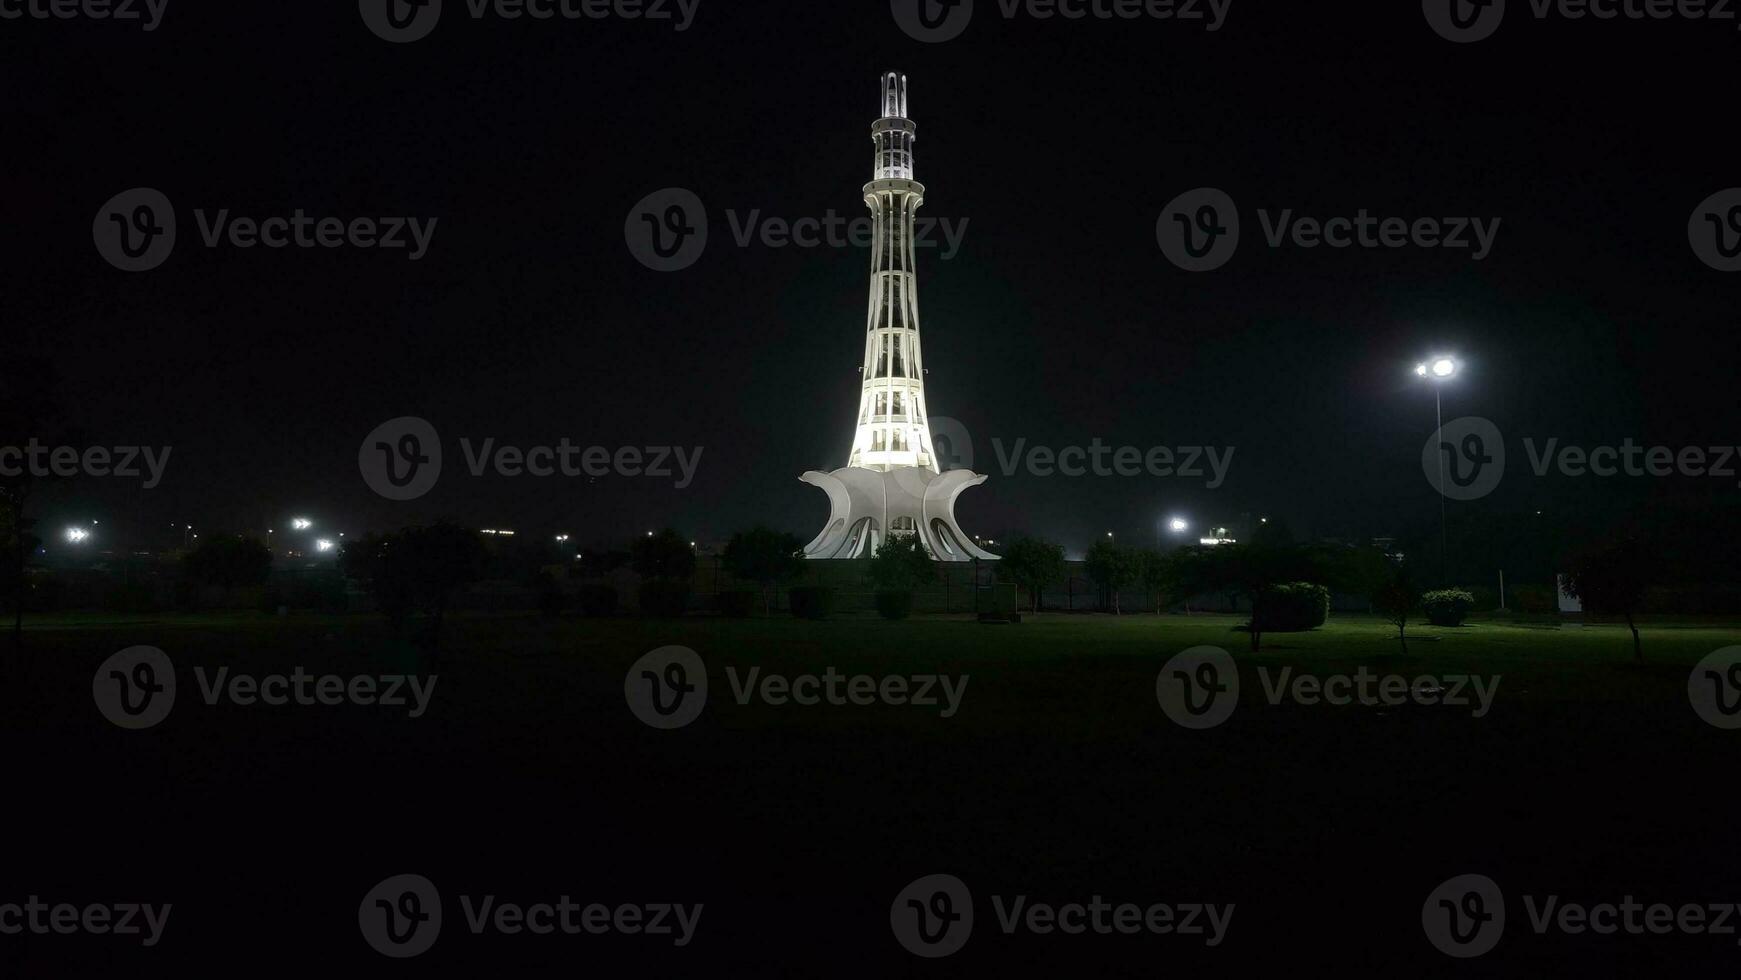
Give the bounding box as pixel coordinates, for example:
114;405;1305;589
1417;356;1458;585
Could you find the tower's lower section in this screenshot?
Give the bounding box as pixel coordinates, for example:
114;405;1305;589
799;466;997;562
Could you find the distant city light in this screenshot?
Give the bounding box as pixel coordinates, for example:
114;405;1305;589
555;534;570;542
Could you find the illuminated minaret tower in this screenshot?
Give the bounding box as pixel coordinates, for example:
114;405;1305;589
800;72;996;561
848;72;934;473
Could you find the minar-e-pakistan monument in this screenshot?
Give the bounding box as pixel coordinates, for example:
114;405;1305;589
801;72;996;562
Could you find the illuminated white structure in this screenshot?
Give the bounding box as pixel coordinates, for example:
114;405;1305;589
801;72;995;561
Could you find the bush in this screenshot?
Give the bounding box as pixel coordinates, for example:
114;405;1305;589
1422;588;1475;627
637;580;689;618
875;590;914;620
717;589;756;618
1252;582;1329;632
577;583;617;617
789;585;834;620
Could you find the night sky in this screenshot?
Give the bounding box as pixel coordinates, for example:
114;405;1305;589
6;2;1736;556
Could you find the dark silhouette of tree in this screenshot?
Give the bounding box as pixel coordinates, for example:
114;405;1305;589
721;525;805;616
998;536;1065;613
1136;548;1172;614
1371;570;1418;655
631;528;696;582
0;357;67;645
1084;539;1137;614
867;532;935;592
339;523;486;633
1563;539;1652;664
184;535;272;598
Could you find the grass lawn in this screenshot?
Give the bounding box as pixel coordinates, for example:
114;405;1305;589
5;611;1738;973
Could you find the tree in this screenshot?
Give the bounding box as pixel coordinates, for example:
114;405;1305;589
1083;539;1137;614
0;357;67;645
1562;539;1652;664
1370;571;1417;655
868;533;935;592
631;528;696;582
721;525;805;616
1136;548;1172;614
1199;541;1337;651
998;536;1065;613
339;523;487;632
184;535;272;597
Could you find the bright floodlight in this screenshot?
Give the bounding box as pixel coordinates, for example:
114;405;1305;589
291;517;313;530
1431;357;1456;378
315;539;335;552
1415;363;1428;376
65;527;90;543
1168;517;1189;533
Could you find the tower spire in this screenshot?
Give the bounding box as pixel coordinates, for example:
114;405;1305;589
797;73;996;563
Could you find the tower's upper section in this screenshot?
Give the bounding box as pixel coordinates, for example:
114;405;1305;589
872;71;916;180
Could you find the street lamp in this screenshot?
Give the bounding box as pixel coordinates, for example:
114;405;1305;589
65;527;90;544
291;517;313;530
1416;354;1459;584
